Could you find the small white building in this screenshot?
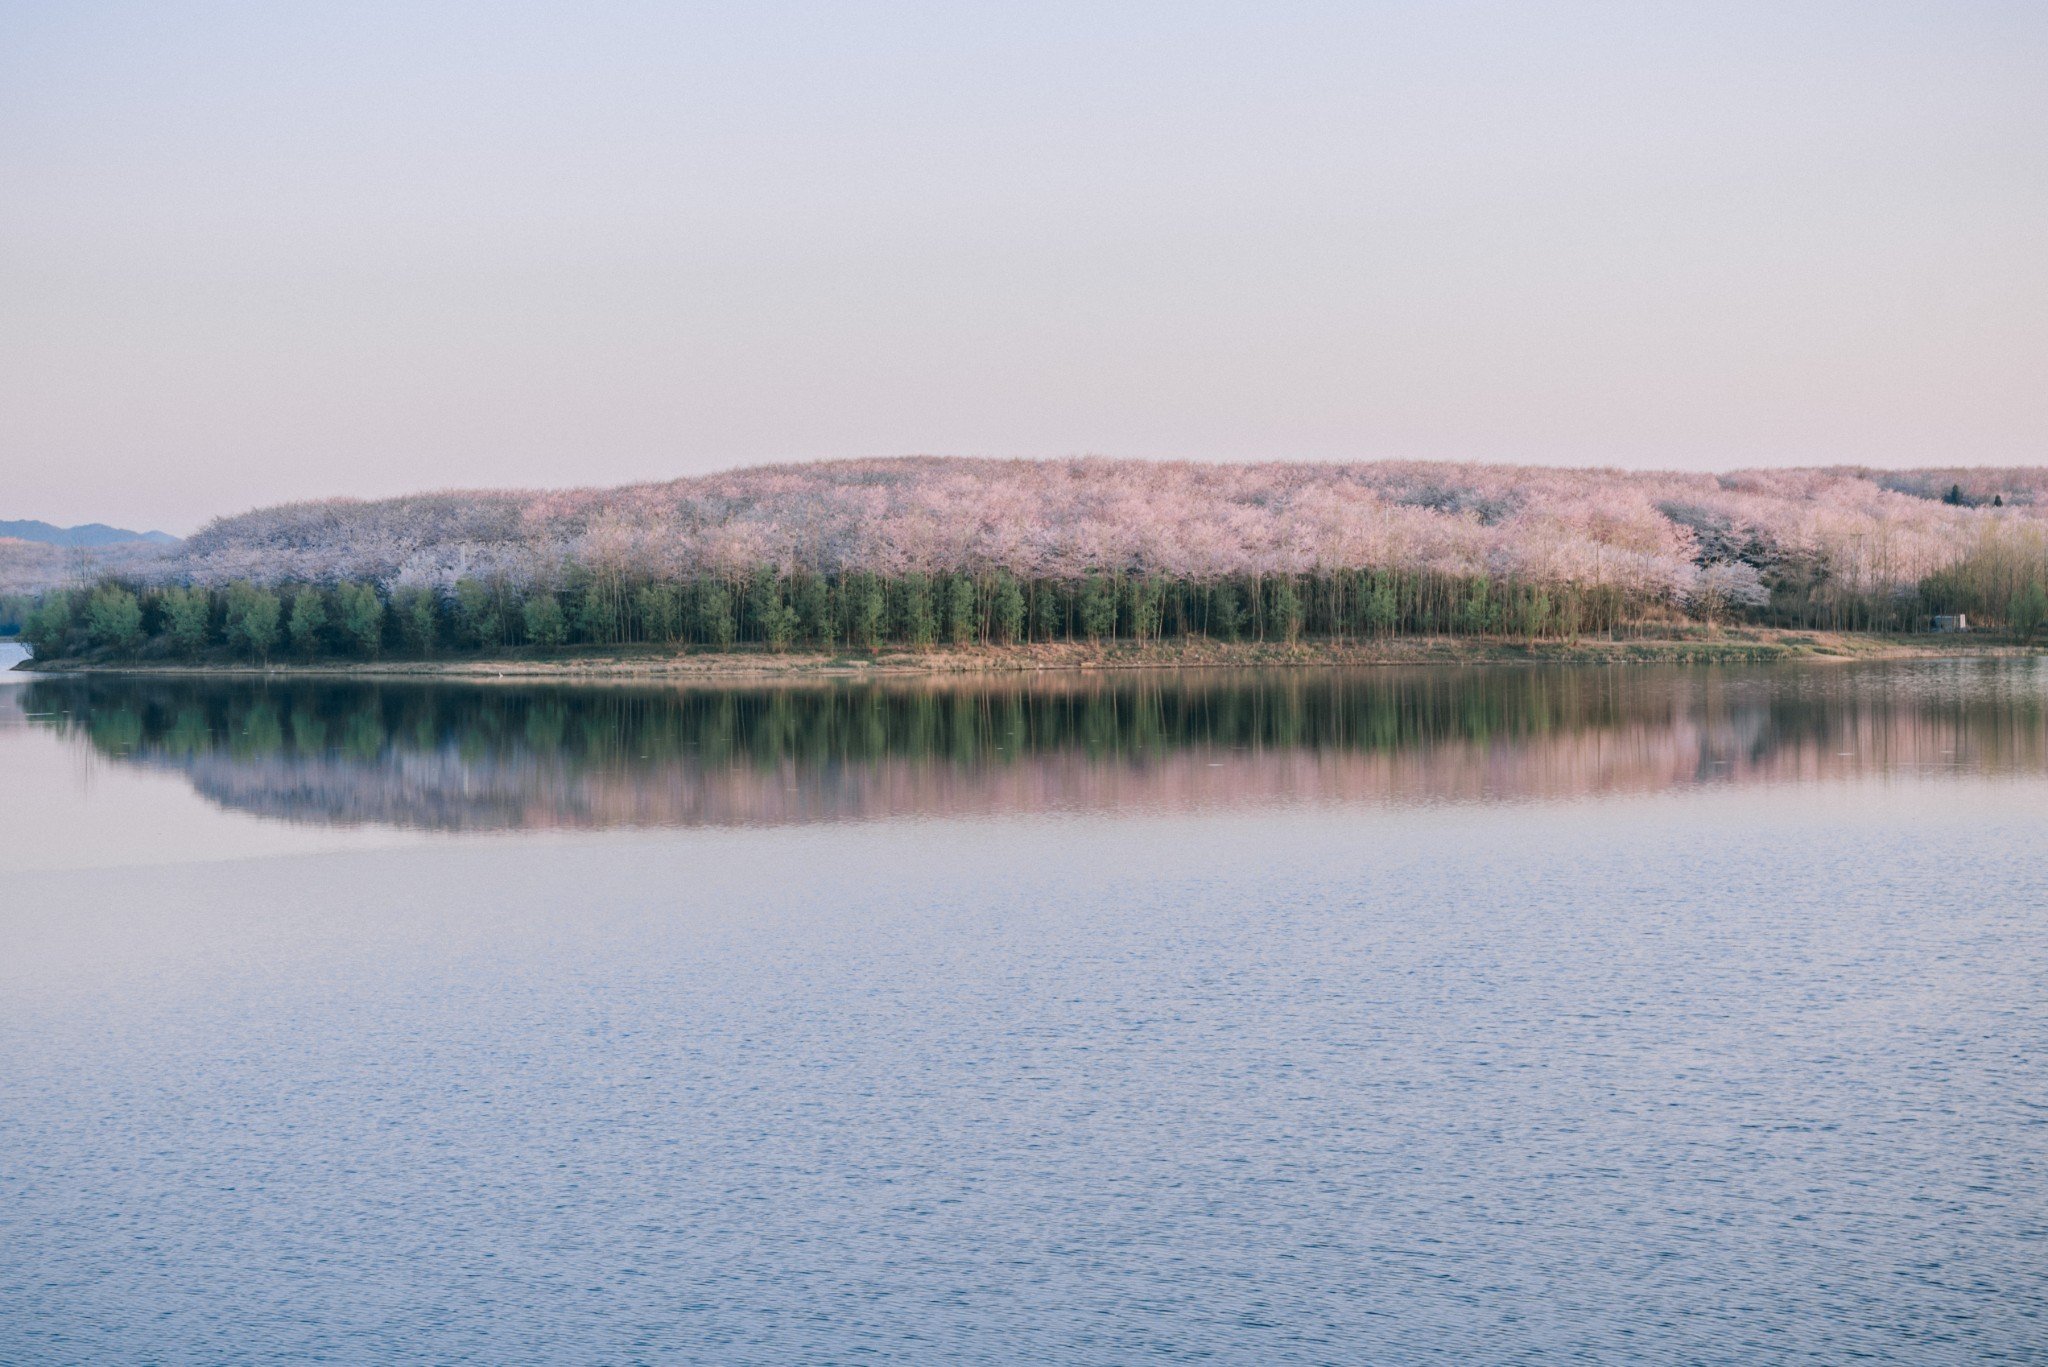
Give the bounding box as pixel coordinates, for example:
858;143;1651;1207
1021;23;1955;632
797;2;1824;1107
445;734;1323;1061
1932;614;1968;632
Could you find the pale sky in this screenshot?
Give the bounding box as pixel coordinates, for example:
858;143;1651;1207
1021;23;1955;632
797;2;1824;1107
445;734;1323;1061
3;1;2045;533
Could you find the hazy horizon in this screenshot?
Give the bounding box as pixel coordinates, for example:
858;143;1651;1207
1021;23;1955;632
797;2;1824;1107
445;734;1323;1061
6;1;2045;534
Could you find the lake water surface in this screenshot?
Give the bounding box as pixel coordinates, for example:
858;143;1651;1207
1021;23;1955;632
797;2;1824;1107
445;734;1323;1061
3;648;2046;1362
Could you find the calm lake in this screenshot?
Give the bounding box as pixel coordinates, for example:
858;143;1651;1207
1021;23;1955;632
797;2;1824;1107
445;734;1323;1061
3;645;2046;1363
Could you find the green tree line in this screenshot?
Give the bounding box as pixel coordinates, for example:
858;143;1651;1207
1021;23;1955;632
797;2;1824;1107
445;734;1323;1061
17;555;2048;664
18;567;1644;661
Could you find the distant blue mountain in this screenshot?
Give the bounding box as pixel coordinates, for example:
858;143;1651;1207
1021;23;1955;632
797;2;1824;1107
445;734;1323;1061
0;519;181;547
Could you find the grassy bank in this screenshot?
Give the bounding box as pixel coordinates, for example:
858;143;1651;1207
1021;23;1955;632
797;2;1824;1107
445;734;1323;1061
12;628;2038;682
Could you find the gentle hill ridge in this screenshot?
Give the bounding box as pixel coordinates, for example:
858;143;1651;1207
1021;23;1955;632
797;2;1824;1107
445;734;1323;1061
0;519;180;548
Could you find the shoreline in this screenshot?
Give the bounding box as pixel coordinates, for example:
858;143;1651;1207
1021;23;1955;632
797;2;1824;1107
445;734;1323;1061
10;630;2038;683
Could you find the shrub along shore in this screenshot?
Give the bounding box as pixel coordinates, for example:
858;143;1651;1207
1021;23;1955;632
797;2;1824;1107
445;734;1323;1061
8;563;2043;674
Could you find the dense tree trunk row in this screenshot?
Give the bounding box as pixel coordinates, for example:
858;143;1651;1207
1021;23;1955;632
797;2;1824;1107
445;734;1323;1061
16;554;2048;663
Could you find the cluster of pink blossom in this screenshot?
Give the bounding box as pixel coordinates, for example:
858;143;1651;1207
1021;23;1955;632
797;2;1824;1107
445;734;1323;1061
141;457;2048;602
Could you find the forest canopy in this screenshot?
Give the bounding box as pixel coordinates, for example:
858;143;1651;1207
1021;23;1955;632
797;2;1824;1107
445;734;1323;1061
158;457;2048;601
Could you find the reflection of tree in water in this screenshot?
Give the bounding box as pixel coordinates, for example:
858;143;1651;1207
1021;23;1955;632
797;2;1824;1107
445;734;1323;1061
22;662;2048;831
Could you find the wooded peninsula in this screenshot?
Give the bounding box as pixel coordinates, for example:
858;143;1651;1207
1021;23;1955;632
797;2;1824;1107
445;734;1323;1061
8;457;2048;669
